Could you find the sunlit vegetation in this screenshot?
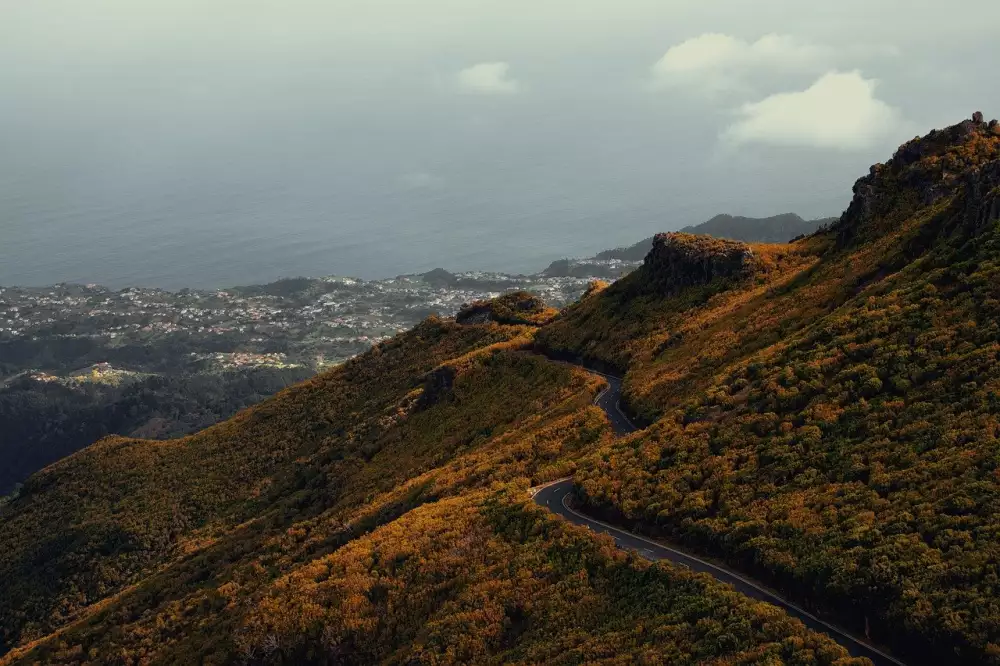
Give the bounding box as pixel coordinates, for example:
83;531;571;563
571;118;1000;664
230;492;864;665
0;318;546;652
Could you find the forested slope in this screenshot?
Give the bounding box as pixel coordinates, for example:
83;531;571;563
0;313;859;664
542;115;1000;664
0;367;313;495
0;320;572;654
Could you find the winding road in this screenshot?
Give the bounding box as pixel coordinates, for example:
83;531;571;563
588;369;637;436
531;365;905;666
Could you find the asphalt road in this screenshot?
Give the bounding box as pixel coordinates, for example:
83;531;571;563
588;369;636;436
531;366;906;666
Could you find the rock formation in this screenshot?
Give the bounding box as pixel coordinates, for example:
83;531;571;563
830;112;1000;249
640;232;758;294
456;291;556;326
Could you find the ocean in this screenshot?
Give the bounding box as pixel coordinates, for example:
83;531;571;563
1;120;861;291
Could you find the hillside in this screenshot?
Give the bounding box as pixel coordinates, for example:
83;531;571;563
0;317;859;665
3;113;1000;665
0;268;608;496
0;367;313;496
679;213;837;244
539;113;1000;663
0;211;831;497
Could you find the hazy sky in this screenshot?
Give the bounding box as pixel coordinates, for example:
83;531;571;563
2;1;1000;286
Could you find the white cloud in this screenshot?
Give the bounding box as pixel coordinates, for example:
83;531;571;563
456;62;520;95
651;33;829;94
721;71;904;150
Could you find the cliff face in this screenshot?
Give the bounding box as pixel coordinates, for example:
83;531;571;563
832;113;1000;249
957;154;1000;237
641;232;759;294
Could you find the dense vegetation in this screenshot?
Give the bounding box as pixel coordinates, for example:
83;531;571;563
550;116;1000;664
231;492;862;665
0;314;860;664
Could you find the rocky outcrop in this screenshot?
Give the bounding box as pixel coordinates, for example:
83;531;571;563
958;157;1000;237
831;112;1000;249
456;291;556;326
640;233;758;294
416;364;458;409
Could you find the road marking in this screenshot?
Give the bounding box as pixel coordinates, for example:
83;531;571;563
612;399;638;431
525;477;573;497
592;377;614;408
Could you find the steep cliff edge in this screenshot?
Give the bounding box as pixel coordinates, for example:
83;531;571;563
641;232;760;294
831;112;1000;250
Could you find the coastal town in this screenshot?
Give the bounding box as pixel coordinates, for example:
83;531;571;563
0;260;639;381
